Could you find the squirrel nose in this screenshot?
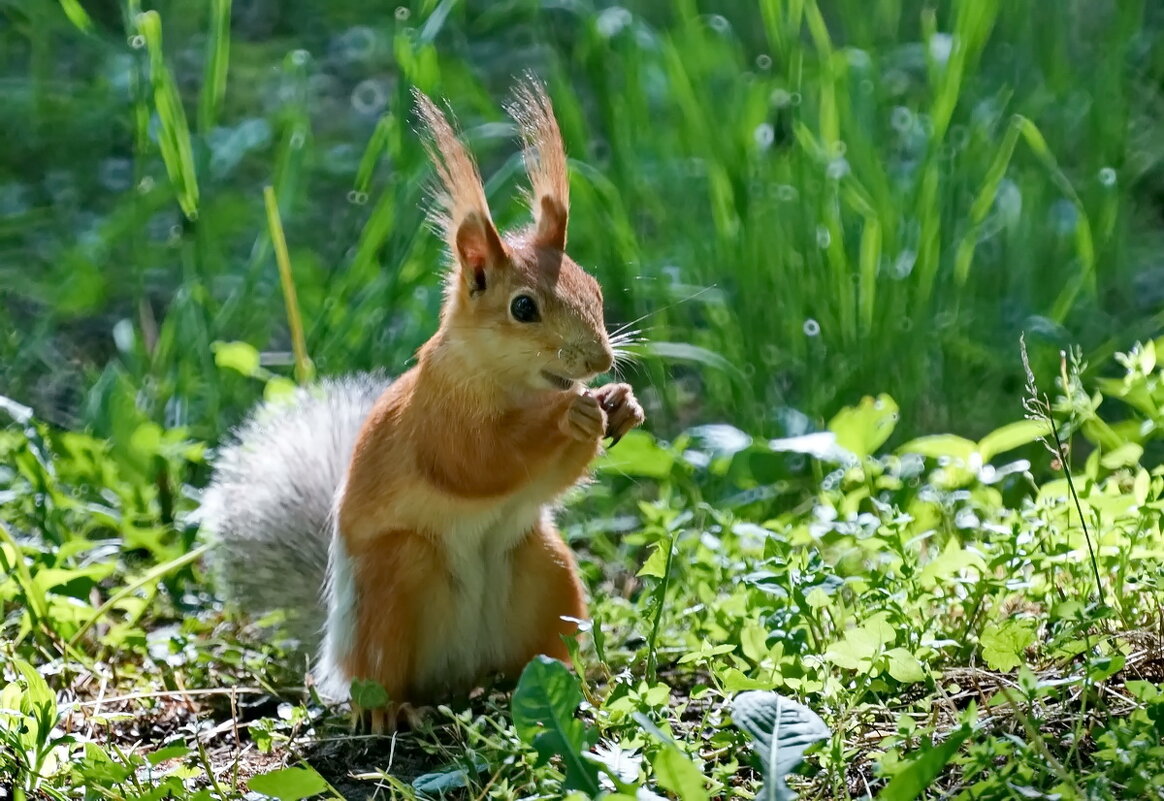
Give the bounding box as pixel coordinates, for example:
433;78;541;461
586;345;614;375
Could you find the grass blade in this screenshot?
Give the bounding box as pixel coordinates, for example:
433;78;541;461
198;0;232;135
137;10;200;220
263;186;313;385
56;0;93;33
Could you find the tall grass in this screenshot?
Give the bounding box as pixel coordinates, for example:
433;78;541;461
1;0;1161;443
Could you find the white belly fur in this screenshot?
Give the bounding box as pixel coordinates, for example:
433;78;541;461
320;478;556;701
411;495;547;697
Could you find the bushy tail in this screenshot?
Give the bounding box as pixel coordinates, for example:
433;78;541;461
199;373;389;651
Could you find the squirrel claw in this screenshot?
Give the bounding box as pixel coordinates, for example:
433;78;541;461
590;383;645;444
350;701;427;735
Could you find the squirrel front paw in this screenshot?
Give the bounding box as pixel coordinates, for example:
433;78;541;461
561;392;607;442
591;383;646;446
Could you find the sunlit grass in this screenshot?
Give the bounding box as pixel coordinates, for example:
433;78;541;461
1;1;1160;443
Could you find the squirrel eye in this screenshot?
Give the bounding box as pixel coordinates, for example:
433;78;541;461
510;294;540;323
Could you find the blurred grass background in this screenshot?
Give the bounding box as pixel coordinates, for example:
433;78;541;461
2;0;1163;446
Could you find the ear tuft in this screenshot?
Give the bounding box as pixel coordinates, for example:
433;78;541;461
505;74;570;251
414;89;506;282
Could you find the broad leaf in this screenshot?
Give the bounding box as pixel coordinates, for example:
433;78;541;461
875;725;971;800
596;430;675;479
685;424;753;458
654;747;709;801
828;394;899;459
248;765;331;800
412;756;487;798
884;648;927;683
731;691;831;801
978;420;1047;462
637;541;669;579
511;656;601;795
633;712;709;801
212;340;262;377
349;678;389;709
146;743;191;766
897;434;977;462
636;341;747;381
979;621;1035;672
766;431;855;465
1099;442;1143;469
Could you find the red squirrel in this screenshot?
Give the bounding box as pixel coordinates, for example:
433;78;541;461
201;78;645;731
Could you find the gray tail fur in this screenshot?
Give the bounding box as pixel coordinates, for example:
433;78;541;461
198;372;389;652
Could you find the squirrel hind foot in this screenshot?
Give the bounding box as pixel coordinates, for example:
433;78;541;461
349;701;429;735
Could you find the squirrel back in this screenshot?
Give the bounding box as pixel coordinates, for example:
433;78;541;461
200;373;389;650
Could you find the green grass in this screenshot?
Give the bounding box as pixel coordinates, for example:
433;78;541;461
3;338;1164;799
1;1;1163;439
3;1;1164;800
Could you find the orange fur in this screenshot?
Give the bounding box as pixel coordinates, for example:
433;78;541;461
342;529;438;702
501;518;589;674
325;80;645;723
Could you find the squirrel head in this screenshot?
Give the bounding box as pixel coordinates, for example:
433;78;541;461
414;79;614;395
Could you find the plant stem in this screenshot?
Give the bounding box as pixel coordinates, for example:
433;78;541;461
645;528;678;685
264;186;313;385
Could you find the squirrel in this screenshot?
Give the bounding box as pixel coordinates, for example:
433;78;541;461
199;78;645;732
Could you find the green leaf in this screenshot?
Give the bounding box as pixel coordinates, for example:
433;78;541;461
917;539;986;588
978;420;1047;462
824;627;882;673
136;11;200;220
57;0;94;33
731;691;831;801
824;615;894;673
595;430;675;479
741;623;772;663
828;394;899;460
0;394;34;424
979;620;1036;672
874;725;971;800
1099;442;1143;469
897;434;977;462
146;743;191;766
722;668;775;693
766;431;854;464
1087;653;1125;682
213;341;262;377
633;712;709;800
264;376;298;402
197;0;232;133
653;746;710;801
349;678;389;709
511;656;601;795
247;765;330;800
637;541;669;579
635;341;747;382
412;756;486;797
884;648;927;684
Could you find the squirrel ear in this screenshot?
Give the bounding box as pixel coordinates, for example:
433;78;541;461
506;75;570;251
535;195;567;252
455;211;507;295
